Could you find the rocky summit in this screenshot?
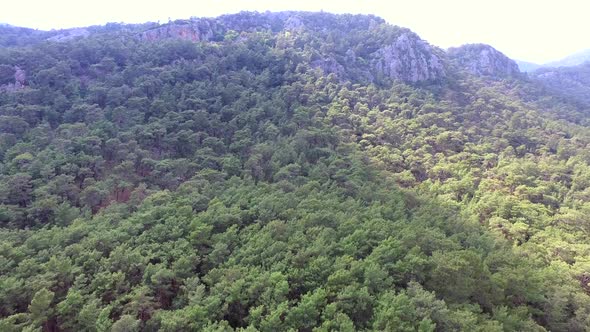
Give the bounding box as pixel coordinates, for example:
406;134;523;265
373;32;445;82
448;43;520;78
139;19;215;42
136;13;446;84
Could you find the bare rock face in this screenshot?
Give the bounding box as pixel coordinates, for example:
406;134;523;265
448;44;520;78
140;20;215;42
373;32;445;83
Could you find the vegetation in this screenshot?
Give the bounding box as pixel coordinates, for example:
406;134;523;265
1;11;590;331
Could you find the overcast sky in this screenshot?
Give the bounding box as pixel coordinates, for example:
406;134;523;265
2;0;588;64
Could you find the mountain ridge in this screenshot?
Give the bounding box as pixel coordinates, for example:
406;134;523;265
517;48;590;72
0;12;523;82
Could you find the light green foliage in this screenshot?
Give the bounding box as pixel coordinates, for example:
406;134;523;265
111;314;140;332
28;288;54;328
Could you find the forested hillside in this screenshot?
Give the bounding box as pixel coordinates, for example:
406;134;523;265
530;62;590;109
1;12;590;331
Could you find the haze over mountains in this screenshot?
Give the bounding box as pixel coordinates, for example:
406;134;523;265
516;49;590;72
2;11;590;331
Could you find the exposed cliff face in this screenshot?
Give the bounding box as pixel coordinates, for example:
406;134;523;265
139;20;215;42
448;44;520;78
372;32;445;83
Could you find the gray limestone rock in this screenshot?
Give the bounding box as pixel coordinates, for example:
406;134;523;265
448;44;520;78
373;32;445;83
139;20;215;42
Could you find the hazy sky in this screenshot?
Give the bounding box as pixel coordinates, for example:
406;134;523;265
2;0;589;63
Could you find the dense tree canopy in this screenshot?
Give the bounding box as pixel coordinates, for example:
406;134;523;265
1;11;590;331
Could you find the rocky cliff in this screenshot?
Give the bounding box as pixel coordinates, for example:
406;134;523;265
139;19;216;42
372;32;445;83
448;44;520;78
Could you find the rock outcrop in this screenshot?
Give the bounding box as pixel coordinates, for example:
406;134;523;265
448;44;520;78
139;19;215;42
373;32;445;83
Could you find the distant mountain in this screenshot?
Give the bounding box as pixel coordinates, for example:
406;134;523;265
0;25;48;47
0;23;147;48
531;62;590;107
545;49;590;67
517;49;590;72
515;60;542;72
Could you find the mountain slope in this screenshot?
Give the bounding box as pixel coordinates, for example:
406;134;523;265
1;11;590;331
531;62;590;107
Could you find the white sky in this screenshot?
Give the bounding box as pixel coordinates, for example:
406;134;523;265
2;0;588;64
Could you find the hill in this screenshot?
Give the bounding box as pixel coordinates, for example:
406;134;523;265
531;62;590;108
545;49;590;68
517;49;590;72
1;11;590;331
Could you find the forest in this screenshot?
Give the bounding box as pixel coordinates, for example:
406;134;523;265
1;11;590;331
